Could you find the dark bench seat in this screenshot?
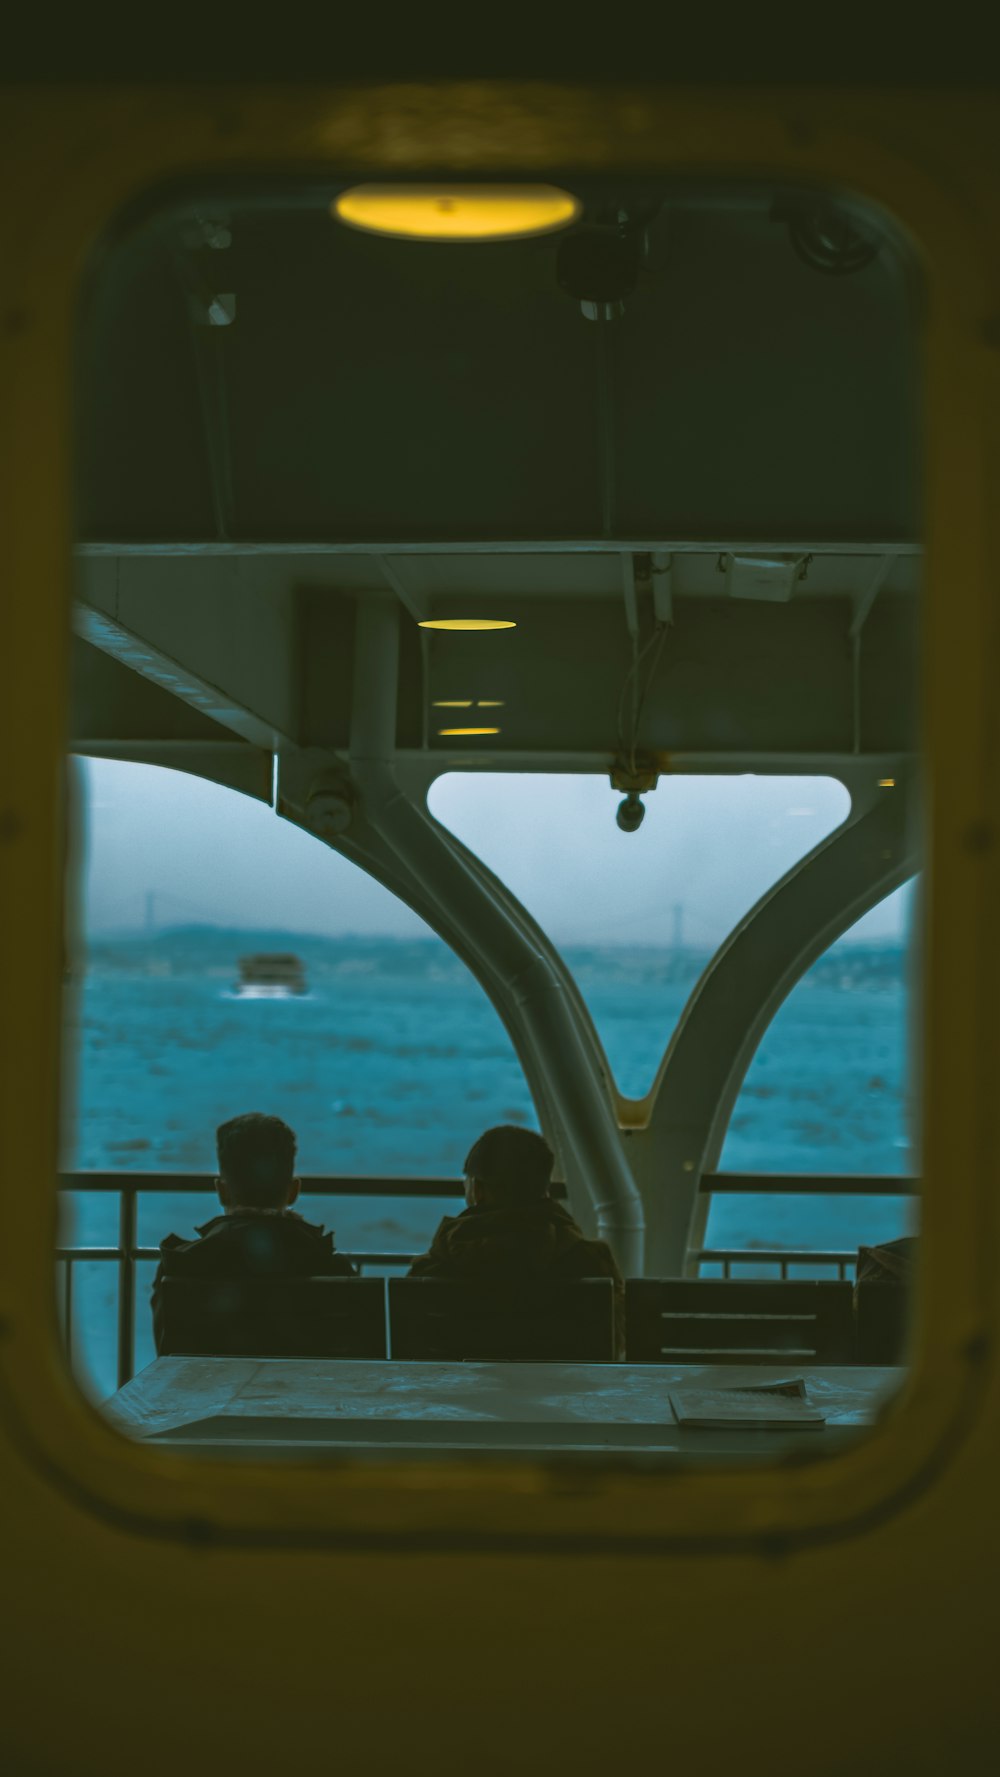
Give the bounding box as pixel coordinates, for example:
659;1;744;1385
626;1278;856;1365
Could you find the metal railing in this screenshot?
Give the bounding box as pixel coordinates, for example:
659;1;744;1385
57;1170;919;1387
693;1248;857;1280
694;1172;918;1286
699;1172;919;1196
57;1173;463;1387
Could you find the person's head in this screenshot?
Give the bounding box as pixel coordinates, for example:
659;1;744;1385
215;1113;300;1211
463;1124;554;1209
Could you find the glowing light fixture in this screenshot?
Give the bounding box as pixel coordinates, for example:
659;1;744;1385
438;727;501;737
333;184;581;243
878;778;897;788
418;619;516;631
476;700;505;708
432;700;474;708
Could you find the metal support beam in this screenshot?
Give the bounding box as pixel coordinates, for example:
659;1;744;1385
173;249;236;539
595;319;617;538
286;597;644;1271
189;330;235;541
850;554;895;638
626;776;920;1273
73;739;273;802
651;551;674;623
620;554;639;638
74;557;301;750
77;539;923;558
850;556;895;754
374;554;428;625
275;742;621;1241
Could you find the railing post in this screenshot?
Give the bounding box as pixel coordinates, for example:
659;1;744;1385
117;1188;137;1388
63;1260;73;1364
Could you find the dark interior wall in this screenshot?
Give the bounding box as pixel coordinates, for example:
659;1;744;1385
76;192;919;547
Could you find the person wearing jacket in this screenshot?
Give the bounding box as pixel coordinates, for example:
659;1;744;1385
408;1123;625;1356
151;1112;355;1353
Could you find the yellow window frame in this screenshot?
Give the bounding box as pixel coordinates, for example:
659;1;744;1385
0;84;998;1552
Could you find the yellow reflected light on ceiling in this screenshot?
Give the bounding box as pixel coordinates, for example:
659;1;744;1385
476;700;505;708
333;184;581;242
438;727;501;737
419;619;516;631
432;700;473;708
878;777;897;787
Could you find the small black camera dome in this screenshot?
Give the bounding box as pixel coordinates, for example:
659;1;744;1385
616;792;645;833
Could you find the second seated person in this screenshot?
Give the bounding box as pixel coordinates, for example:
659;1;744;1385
151;1112;355;1351
408;1124;625;1354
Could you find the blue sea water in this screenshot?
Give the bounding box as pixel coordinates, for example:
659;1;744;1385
60;929;916;1397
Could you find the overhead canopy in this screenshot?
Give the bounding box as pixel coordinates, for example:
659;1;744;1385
72;178;920;778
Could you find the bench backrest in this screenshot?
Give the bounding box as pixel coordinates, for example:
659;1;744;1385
154;1275;387;1359
626;1278;856;1364
855;1280;910;1364
388;1276;616;1361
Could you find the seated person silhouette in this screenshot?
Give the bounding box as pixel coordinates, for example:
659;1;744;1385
408;1124;625;1354
151;1112;355;1354
854;1234;917;1363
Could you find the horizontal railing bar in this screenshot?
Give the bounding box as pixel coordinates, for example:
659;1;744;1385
55;1247;125;1262
58;1170;911;1199
54;1246;419;1266
58;1172;468;1196
55;1244;859;1269
700;1172;919;1195
695;1248;856;1263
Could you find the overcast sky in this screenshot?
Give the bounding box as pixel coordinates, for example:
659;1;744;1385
76;759;912;948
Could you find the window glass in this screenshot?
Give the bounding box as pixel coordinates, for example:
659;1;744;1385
64;170;922;1463
706;883;918;1268
429;772;851;1097
61;758;533;1396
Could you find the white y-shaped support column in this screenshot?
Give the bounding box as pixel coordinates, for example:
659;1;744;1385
284;597;645;1273
627;775;920;1273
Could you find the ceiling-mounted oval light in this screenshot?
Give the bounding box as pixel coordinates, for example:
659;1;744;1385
438;727;501;737
332;184;580;243
418;619;516;631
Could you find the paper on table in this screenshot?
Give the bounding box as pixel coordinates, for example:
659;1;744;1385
669;1376;827;1429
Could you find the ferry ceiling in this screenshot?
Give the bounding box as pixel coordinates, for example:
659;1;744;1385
70;177;921;1270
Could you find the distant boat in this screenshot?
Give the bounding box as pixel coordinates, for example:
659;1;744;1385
234;953;307;997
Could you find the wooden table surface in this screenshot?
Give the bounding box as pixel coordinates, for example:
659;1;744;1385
103;1357;902;1457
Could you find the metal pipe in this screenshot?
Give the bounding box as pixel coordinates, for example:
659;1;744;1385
63;1261;73;1364
117;1190;137;1389
348;597;644;1273
595;319;616;539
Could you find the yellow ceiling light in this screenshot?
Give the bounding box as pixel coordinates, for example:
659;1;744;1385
878;777;897;787
476;700;505;708
438;727;501;737
332;184;581;243
418;619;516;631
432;700;474;708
